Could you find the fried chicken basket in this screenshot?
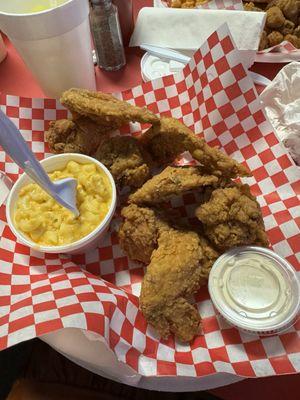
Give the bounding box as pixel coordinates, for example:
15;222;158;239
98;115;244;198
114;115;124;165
0;24;300;380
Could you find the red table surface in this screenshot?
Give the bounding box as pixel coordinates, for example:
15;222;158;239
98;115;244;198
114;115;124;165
0;2;297;399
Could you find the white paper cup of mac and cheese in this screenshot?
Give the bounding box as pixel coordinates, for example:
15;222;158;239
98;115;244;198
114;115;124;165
6;153;117;255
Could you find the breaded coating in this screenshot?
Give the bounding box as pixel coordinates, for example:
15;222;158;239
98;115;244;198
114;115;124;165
140;227;218;342
129;166;219;205
294;25;300;37
244;2;263;11
275;0;299;23
94;136;151;188
259;31;269;50
196;184;269;251
266;7;286;29
268;30;284;45
284;33;300;47
61;88;159;126
73;115;114;135
45;119;105;155
279;19;295;35
119;204;162;264
140;117;250;178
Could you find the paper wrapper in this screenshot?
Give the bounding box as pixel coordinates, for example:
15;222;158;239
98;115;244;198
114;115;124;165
255;41;300;63
260;62;300;165
130;7;265;68
153;1;300;62
154;0;243;10
130;8;265;51
1;25;300;378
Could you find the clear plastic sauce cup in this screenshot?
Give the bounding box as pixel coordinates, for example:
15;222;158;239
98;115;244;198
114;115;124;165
208;246;300;335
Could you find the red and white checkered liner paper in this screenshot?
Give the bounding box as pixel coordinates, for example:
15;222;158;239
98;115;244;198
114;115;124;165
1;25;300;378
255;40;300;62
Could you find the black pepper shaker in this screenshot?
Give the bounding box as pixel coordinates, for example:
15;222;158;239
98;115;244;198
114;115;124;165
90;0;126;71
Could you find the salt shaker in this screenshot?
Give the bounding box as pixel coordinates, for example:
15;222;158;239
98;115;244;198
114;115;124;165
90;0;126;71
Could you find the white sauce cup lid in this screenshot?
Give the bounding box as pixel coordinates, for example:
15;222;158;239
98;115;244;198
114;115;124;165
208;246;300;335
140;51;186;82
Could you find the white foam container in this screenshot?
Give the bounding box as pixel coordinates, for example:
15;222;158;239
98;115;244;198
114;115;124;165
6;153;117;255
0;0;96;98
0;32;7;63
208;246;300;335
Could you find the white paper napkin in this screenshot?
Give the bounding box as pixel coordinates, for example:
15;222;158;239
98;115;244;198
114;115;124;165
130;8;265;52
260;62;300;165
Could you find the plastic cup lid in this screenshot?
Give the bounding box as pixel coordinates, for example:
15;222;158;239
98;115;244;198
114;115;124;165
208;246;300;334
141;52;171;82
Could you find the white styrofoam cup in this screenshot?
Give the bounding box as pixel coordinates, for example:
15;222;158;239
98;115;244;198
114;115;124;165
0;0;96;98
0;32;6;63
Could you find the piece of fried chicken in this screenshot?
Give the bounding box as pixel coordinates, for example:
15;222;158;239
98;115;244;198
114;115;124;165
46;119;106;155
61;88;159;127
119;204;219;341
94;136;152;188
129;166;219;205
140;226;219;342
118;204;162;264
140;117;250;179
196;184;269;251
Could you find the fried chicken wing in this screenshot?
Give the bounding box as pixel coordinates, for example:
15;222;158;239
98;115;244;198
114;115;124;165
72;115;114;135
129;166;219;205
140;227;219;342
61;88;159;127
94;136;152;188
275;0;299;23
45;119;105;155
196;184;269;251
284;33;300;47
279;19;295;35
118;204;162;264
266;6;286;29
140;117;250;178
268;30;284;45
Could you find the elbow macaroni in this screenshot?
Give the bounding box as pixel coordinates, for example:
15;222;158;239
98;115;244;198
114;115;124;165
14;161;112;246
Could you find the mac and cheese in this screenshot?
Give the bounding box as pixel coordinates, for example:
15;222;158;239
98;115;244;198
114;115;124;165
14;161;112;246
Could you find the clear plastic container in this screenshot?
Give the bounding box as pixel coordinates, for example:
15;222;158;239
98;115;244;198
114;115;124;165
208;246;300;335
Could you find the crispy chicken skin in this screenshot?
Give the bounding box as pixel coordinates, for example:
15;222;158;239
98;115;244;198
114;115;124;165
60;88;159;126
129;166;219;205
140;117;250;178
196;184;269;251
118;204;162;264
94;136;152;188
268;30;284;46
45;119;105;155
119;203;219;341
266;6;286;29
140;227;218;342
274;0;299;23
